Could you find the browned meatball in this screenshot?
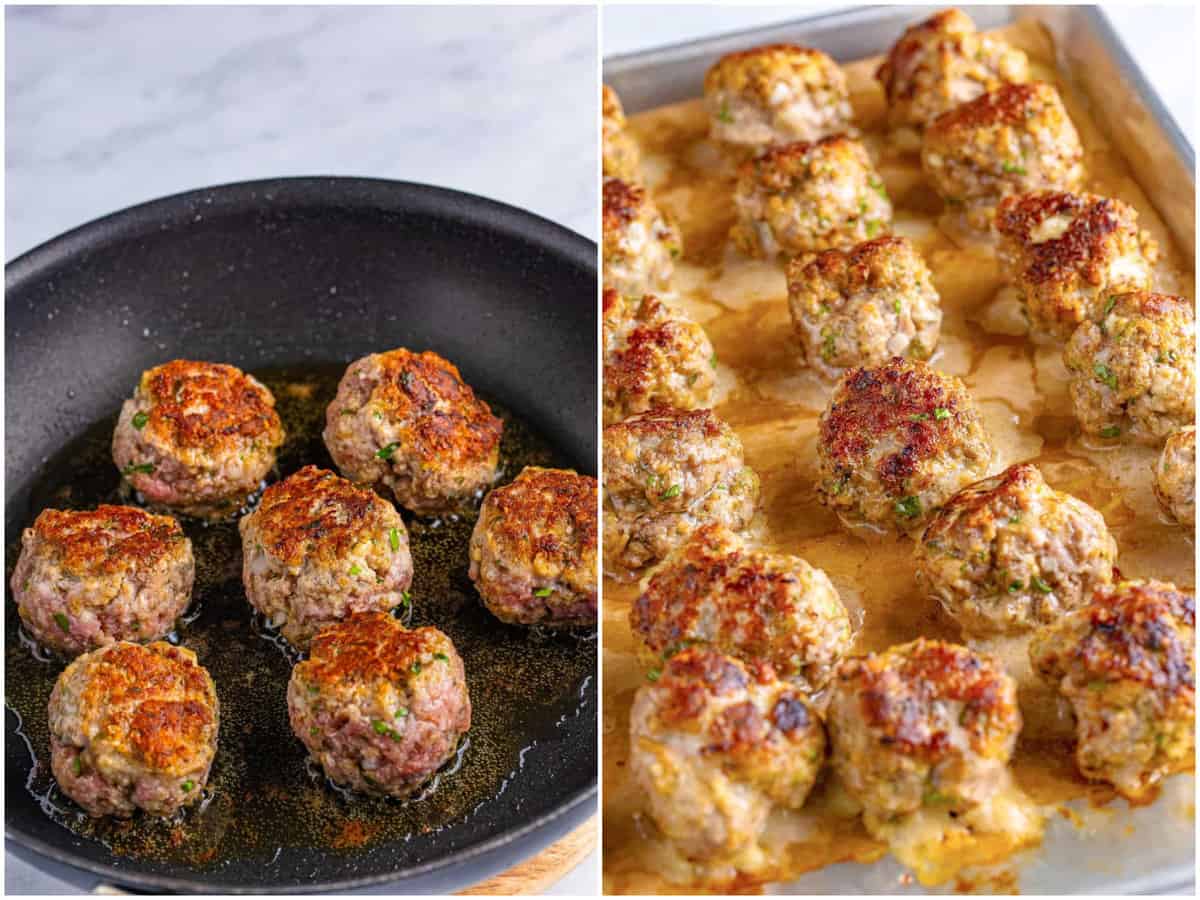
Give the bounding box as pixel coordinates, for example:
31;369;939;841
603;84;641;180
1030;580;1194;801
995;190;1158;341
816;358;994;535
603;178;681;297
1154;426;1196;527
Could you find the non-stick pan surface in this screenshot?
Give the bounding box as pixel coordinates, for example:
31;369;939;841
4;177;597;893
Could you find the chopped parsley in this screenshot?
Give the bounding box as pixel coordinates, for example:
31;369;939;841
933;407;950;420
894;496;921;519
132;411;149;430
53;612;70;633
717;102;733;124
1030;575;1053;594
434;652;449;662
376;443;399;460
646;668;661;682
865;219;881;238
122;462;155;476
534;587;553;597
1093;363;1118;390
410;661;422;674
893;298;903;315
395;707;409;718
1099;425;1122;439
181;779;195;792
1007;579;1023;593
870;177;889;201
389;527;401;551
349;564;362;576
659;484;682;500
1002;160;1027;175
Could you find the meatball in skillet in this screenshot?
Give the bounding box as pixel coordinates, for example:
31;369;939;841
788;236;942;380
469;466;598;628
631;523;852;692
288;611;470;799
602;289;715;426
816;358;994;536
915;463;1117;636
112;359;285;519
731;136;893;260
629;648;826;860
1030;580;1194;801
49;641;218;818
603;84;641;181
239;465;413;649
704;44;854;149
11;505;193;657
603;407;759;581
1063;291;1195;445
603;177;682;298
995;190;1158;342
323;348;502;515
1154;426;1196;527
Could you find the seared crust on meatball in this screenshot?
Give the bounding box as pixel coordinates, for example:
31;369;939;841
817;358;994;535
828;638;1020;821
916;463;1117;635
468;466;598;628
1154;426;1196;527
1030;580;1195;801
995;190;1158;341
788;236;942;380
49;641;219;818
876;9;1029;136
704;43;854;148
631;523;852;692
239;465;413;649
731;136;893;259
603;178;682;297
288;612;471;799
922;82;1084;230
603;84;641;180
323;349;502;515
111;360;285;519
603;407;759;581
1063;291;1195;445
602;289;716;426
629;648;826;859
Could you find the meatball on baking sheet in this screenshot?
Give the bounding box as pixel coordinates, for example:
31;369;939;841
603;17;1193;895
7;363;595;870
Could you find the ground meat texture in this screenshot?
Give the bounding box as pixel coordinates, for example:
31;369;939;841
111;360;285;520
817;358;994;536
323;348;502;515
631;523;852;692
603;407;759;581
788;236;942;380
238;465;413;649
603;84;641;181
827;638;1021;823
1063;291;1195;445
915;463;1117;635
995;190;1158;342
704;43;853;149
11;505;194;658
1029;580;1194;801
629;648;826;860
731;136;893;260
602;289;716;426
287;611;470;799
603;178;681;297
48;641;218;818
1154;426;1195;527
921;82;1084;232
468;466;597;628
876;8;1028;139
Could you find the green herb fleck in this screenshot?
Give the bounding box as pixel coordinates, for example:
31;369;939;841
389;527;400;551
376;442;399;460
893;298;903;315
865;219;881;238
132;411;149;430
400;590;412;606
410;661;422;674
646;668;661;682
660;484;682;500
1002;160;1027;175
372;720;391;736
395;707;409;718
1008;579;1023;593
122;462;155;476
434;652;449;662
53;612;70;633
1093;363;1118;390
1099;425;1122;439
934;407;950;420
349;564;362;576
1102;295;1117;318
870;178;889;201
72;757;82;776
181;779;195;792
717;102;733;124
534;587;553;597
1030;575;1053;594
894;496;921;519
710;353;718;369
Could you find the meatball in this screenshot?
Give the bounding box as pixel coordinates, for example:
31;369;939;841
288;611;471;799
1030;580;1194;801
827;638;1021;823
603;407;759;581
1154;426;1196;527
603;177;681;298
921;82;1084;231
704;43;854;148
731;136;893;260
111;360;285;519
238;465;413;649
48;641;219;818
323;348;502;515
1063;291;1195;445
631;523;852;692
11;505;193;658
603;84;641;180
629;648;826;860
468;466;598;628
787;236;942;380
915;463;1117;635
876;8;1029;138
995;190;1159;341
602;289;715;426
817;358;994;535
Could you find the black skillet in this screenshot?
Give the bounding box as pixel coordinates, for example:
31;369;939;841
4;177;597;893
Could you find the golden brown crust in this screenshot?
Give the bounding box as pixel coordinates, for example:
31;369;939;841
483;467;597;568
738;135;867;191
602;84;626;126
30;505;186;576
876;9;975;95
921;462;1039;539
606;404;725;443
928;81;1051;132
603;178;646;232
656;648;772;726
301;611;447;687
705;43;838;100
793;236;909;289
